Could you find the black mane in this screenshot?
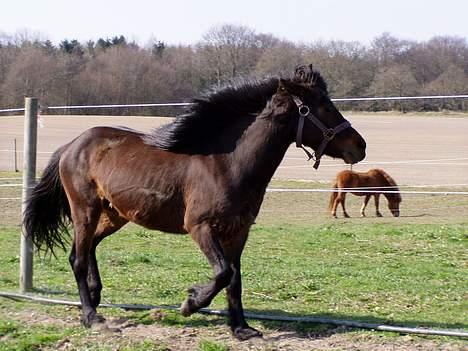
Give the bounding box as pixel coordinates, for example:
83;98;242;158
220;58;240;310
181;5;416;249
144;68;328;152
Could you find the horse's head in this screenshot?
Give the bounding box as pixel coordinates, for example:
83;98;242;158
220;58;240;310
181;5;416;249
387;194;402;217
273;65;366;169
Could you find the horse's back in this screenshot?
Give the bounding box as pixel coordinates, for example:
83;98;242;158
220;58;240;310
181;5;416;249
335;170;358;186
335;169;370;196
58;126;189;233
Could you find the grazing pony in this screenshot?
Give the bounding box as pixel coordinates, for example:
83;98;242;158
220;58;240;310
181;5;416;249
329;169;401;218
24;65;366;340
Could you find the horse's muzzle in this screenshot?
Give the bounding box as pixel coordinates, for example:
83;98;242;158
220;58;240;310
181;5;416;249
342;148;366;164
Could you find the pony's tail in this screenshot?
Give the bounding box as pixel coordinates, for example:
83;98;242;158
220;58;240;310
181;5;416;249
23;145;71;256
328;181;338;212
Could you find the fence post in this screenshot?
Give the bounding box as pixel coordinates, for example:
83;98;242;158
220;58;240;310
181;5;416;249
20;97;38;292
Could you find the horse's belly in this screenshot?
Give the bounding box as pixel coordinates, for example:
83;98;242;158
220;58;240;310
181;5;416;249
351;192;368;197
108;188;187;234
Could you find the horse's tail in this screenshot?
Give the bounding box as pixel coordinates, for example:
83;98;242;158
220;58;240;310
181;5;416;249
328;181;338;211
23;145;71;256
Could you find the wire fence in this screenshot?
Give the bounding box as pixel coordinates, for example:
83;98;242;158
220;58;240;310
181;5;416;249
1;95;467;203
1;94;468;114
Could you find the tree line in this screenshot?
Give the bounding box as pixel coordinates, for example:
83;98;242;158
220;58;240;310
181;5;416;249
0;25;467;115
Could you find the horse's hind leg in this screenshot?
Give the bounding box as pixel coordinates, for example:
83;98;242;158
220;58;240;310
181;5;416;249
181;223;233;317
374;194;383;217
360;195;371;217
68;202;103;327
331;196;340;218
87;209;128;308
339;193;350;218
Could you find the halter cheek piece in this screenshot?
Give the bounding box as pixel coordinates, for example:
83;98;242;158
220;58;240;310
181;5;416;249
292;96;351;170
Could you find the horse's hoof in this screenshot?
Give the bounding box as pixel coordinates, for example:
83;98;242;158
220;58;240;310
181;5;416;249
180;297;197;317
376;213;383;217
232;326;263;341
81;312;106;328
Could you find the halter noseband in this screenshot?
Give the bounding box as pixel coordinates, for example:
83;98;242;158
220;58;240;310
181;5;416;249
293;96;351;169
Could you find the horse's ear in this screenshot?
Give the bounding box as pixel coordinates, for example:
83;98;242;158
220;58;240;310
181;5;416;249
269;79;294;118
294;64;314;86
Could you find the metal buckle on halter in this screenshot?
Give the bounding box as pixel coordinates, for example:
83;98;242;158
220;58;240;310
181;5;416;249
323;128;336;140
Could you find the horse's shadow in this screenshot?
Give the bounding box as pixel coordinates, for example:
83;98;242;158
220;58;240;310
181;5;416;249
124;307;467;339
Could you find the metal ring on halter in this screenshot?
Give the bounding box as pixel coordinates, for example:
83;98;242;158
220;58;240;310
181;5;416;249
323;128;336;140
298;105;310;117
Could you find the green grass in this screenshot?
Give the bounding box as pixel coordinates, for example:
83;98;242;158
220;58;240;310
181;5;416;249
0;319;76;351
1;223;466;328
198;339;229;351
0;172;467;349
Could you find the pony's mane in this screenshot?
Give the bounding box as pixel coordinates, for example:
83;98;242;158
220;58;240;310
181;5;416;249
144;68;328;151
377;169;402;201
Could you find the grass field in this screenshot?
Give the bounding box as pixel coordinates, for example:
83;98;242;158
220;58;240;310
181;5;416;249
0;172;467;350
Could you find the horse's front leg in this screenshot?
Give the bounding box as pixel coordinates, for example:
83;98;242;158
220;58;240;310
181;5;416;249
224;231;262;340
374;194;383;217
181;223;233;317
360;195;371;217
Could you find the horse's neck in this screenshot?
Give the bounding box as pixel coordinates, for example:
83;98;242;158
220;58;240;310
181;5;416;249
229;117;292;190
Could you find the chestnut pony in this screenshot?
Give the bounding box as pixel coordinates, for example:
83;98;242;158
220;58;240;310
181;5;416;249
329;169;402;218
24;66;366;340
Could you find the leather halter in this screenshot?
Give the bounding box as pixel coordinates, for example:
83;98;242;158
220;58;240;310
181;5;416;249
292;96;351;169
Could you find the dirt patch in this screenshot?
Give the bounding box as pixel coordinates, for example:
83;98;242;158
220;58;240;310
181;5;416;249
6;308;466;351
1;114;468;185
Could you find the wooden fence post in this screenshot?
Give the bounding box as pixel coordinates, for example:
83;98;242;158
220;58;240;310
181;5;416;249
20;97;38;292
14;138;18;172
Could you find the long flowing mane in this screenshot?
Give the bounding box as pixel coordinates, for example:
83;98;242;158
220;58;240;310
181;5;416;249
144;69;328;152
377;169;402;201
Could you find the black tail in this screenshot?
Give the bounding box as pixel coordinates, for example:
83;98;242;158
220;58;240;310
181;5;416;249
24;145;71;256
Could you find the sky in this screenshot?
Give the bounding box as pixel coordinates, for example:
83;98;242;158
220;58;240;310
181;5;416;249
1;0;467;46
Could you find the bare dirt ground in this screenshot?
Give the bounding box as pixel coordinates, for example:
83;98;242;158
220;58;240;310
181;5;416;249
5;308;466;351
1;112;468;185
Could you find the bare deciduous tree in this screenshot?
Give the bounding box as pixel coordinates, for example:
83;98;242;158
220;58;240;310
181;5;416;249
0;27;466;112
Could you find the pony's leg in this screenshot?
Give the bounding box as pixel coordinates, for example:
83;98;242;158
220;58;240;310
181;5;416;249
340;193;350;218
331;196;339;218
181;223;233;317
87;210;128;308
224;230;262;340
374;194;383;217
360;195;371;217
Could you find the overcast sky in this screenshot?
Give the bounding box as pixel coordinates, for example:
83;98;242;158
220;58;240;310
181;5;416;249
1;0;467;46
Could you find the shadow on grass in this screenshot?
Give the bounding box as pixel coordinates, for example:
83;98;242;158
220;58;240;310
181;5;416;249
245;308;467;337
116;307;467;339
32;287;78;296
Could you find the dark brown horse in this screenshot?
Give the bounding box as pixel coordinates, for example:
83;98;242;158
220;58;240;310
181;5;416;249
24;65;366;340
329;169;401;218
